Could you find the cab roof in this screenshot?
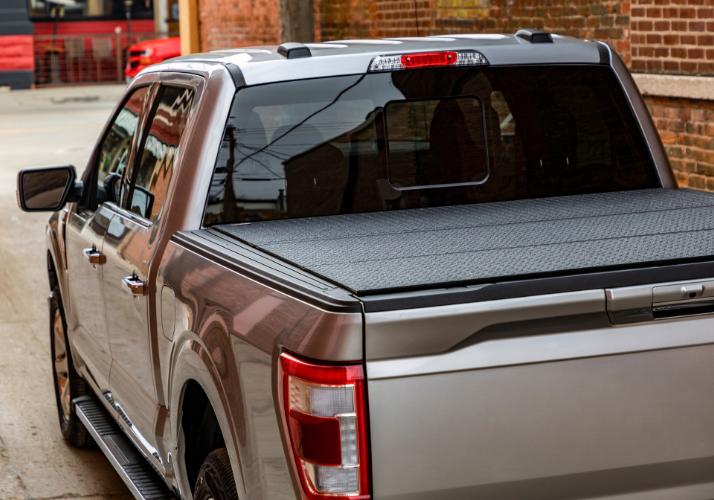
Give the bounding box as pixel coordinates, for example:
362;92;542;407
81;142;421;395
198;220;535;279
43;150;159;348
149;32;609;87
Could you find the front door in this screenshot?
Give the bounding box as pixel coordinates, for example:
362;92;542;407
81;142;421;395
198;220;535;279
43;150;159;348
65;85;150;390
102;84;196;455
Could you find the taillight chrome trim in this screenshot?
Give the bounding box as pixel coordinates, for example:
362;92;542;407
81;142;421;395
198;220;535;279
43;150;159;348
279;352;371;500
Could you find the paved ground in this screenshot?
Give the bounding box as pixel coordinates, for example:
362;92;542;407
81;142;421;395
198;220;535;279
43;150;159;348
0;85;131;499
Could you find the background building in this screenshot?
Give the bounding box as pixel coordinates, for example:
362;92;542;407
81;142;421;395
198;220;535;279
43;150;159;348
0;0;178;87
0;0;34;89
179;0;714;190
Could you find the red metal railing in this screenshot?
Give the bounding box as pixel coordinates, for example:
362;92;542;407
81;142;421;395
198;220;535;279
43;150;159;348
34;32;169;85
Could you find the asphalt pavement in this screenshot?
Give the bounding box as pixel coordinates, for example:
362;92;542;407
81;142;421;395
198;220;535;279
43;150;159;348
0;85;131;499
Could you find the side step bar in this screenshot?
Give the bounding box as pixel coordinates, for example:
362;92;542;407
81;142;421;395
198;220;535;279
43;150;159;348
74;396;176;500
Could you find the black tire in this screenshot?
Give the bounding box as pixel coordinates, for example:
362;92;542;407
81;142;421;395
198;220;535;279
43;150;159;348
194;448;239;500
50;285;92;448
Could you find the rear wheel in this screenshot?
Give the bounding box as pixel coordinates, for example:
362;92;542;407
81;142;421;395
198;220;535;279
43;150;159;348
194;448;239;500
50;286;92;448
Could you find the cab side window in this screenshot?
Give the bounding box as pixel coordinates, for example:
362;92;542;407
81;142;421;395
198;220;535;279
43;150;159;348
96;86;149;206
128;85;195;221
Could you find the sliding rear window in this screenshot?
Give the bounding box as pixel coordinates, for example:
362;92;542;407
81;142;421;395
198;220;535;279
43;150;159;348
204;65;659;225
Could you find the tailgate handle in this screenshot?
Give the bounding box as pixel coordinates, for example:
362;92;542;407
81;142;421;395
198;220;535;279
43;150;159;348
607;279;714;324
122;275;147;296
653;300;714;319
82;247;106;266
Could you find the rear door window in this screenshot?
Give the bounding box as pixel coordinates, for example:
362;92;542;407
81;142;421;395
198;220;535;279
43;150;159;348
95;86;149;207
128;85;194;222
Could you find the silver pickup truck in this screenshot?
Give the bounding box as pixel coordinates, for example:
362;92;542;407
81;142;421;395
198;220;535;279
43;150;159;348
17;29;714;500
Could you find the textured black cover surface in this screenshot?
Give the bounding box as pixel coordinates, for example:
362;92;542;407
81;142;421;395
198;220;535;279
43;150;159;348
217;189;714;293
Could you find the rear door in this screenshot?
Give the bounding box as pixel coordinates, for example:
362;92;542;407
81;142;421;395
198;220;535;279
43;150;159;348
102;79;197;459
65;85;150;390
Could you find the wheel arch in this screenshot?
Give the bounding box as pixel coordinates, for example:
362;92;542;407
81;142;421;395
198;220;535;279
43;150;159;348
168;329;246;498
180;379;225;492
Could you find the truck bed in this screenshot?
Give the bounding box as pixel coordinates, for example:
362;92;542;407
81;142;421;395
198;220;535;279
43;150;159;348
214;188;714;295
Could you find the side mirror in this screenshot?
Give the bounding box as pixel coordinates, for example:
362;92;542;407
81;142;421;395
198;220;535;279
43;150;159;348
101;171;123;205
129;185;155;219
17;165;83;212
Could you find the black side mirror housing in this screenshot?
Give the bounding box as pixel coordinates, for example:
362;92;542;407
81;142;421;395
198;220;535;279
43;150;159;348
17;165;83;212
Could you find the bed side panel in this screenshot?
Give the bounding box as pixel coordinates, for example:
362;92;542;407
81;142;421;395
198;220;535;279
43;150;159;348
157;239;363;499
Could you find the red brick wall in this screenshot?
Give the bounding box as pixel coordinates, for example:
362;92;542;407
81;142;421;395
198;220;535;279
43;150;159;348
647;96;714;189
318;0;630;63
317;0;378;39
199;0;280;50
631;0;714;75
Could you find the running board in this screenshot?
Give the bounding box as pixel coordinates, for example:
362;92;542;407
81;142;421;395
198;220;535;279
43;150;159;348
74;396;176;500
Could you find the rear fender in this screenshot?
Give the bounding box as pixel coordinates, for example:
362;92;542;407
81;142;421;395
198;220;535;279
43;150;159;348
168;326;245;498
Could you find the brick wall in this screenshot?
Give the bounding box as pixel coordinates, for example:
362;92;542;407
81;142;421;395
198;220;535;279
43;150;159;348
318;0;378;39
198;0;280;50
648;96;714;189
629;0;714;188
631;0;714;75
318;0;630;63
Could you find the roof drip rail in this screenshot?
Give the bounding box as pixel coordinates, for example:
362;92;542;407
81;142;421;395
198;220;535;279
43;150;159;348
515;29;553;44
277;42;312;59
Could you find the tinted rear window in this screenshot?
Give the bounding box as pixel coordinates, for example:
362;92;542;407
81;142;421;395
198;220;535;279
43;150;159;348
204;66;659;225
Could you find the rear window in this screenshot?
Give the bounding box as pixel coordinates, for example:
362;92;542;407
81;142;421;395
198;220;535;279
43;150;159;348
204;66;659;225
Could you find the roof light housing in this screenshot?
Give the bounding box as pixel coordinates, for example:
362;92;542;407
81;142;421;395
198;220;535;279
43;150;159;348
368;49;488;72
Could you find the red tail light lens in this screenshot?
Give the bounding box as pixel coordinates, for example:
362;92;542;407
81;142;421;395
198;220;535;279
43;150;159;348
368;49;488;72
279;352;370;499
401;51;457;68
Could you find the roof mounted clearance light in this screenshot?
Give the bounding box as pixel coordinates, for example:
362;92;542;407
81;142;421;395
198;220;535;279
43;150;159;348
368;49;488;72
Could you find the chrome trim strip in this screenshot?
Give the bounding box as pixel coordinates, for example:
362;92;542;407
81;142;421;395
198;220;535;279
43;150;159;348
78;367;166;474
104;392;163;466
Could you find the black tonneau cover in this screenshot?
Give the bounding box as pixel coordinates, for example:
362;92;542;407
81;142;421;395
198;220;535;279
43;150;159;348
215;189;714;295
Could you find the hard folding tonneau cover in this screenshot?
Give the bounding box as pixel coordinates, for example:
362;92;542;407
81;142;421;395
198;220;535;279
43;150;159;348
214;188;714;299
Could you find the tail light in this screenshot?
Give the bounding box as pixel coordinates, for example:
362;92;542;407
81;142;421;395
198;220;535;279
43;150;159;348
279;352;370;499
402;50;457;68
368;49;488;72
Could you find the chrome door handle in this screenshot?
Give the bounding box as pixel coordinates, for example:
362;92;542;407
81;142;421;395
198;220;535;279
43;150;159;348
122;275;147;296
82;247;106;265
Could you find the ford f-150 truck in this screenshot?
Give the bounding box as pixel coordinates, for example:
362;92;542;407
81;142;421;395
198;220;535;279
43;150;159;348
17;29;714;500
